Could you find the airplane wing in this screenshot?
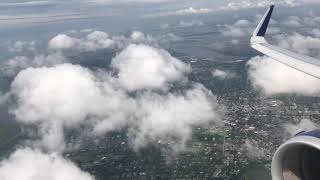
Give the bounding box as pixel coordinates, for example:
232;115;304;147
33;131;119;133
250;5;320;79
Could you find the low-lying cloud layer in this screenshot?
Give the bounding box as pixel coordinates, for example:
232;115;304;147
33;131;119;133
247;56;320;96
0;148;95;180
9;43;223;153
0;30;224;179
1;30;180;77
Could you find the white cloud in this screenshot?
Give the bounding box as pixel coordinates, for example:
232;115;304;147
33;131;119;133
49;34;78;50
175;7;212;15
111;44;191;91
0;1;57;7
9;41;36;53
1;53;66;77
86;0;171;4
298;0;320;3
242;139;266;159
284;119;319;136
144;7;213;18
221;0;299;11
48;31;115;51
128;85;223;152
234;19;251;27
283;16;302;27
220;19;253;38
0;148;94;180
48;30;178;51
212;69;236;80
179;20;204;27
246;56;320;96
275;33;320;58
9;44;223;153
2;30;180;77
11;63;127;151
311;29;320;37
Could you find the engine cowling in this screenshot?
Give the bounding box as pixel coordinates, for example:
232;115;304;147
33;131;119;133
272;130;320;180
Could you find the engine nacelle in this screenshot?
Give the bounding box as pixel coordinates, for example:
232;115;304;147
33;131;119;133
272;130;320;180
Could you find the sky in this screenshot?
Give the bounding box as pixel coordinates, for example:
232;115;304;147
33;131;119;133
0;0;320;179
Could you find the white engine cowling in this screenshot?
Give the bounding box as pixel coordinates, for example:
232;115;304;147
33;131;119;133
272;130;320;180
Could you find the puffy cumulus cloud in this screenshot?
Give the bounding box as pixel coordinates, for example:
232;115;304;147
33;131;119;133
10;44;223;153
220;18;279;38
220;19;254;38
212;69;236;80
246;56;320;96
48;34;78;50
1;53;66;77
284;119;319;136
48;30;179;51
1;30;181;77
0;148;94;180
10;63;132;151
49;31;115;51
128;85;223;152
283;16;303;27
111;44;191;91
174;7;212;15
8;41;36;53
275;33;320;58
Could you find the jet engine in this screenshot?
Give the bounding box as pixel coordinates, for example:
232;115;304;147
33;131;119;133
271;130;320;180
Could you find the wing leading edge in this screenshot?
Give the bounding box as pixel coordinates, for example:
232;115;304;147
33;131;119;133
250;5;320;79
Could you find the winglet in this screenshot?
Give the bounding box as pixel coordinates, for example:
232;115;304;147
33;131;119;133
252;5;274;37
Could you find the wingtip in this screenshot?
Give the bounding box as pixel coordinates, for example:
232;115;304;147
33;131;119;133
252;5;275;37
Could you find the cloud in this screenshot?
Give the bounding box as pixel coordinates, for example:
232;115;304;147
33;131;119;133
298;0;320;3
10;63;125;151
48;30;178;52
220;19;253;38
144;7;213;18
9;44;223;153
49;34;79;50
1;53;66;77
212;69;236;80
179;20;204;27
220;18;279;38
283;16;302;27
128;85;223;152
9;41;36;53
85;0;171;4
0;13;91;27
246;56;320;96
0;148;94;180
111;44;191;91
275;33;320;58
284;119;319;136
220;0;299;11
311;29;320;37
242;139;266;159
0;1;57;7
1;30;181;78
